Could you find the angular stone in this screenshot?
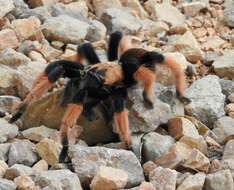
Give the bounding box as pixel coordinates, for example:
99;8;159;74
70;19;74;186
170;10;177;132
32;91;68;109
8;139;39;167
32;169;82;190
223;140;234;160
213;117;234;144
100;8;142;34
205;170;233;190
35;138;61;166
168;117;200;140
182;2;206;17
142;132;175;161
29;0;58;8
0;119;18;143
87;20;107;42
32;159;48;172
42;15;89;44
90;166;128;190
145;1;185;27
143;161;157;178
224;4;234;27
0;96;21;114
22;126;57;142
183;149;210;173
4;164;34;180
202;36;226;51
177;173;206;190
69;145;144;188
228;93;234;103
0;160;8;177
0;29;19;51
149;167;177;190
0;179;16;190
185;75;225;127
213;51;234;80
0;143;10;161
11;16;42;41
28;51;47;64
0;0;15;18
14;175;36;190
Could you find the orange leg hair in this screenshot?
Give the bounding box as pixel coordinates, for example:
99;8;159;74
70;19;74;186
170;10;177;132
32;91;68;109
114;108;131;146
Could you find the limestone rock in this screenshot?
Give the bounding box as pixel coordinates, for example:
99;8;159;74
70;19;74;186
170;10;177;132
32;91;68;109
202;36;226;51
0;143;10;161
28;51;46;64
42;15;89;44
183;149;210;173
8;139;39;167
69;145;144;188
87;20;107;42
0;160;8;177
185;75;225;127
219;79;234;97
149;167;177;190
0;0;15;18
4;164;34;180
142;132;175;161
0;96;21;114
224;4;234;27
29;0;58;8
145;1;185;27
0;119;18;143
0;29;19;51
204;170;233;190
143;161;157;178
223;140;234;160
32;159;48;172
22;126;57;142
0;179;16;190
177;173;206;190
100;8;142;34
213;51;234;80
14;175;36;190
32;169;82;190
182;2;207;17
90;166;128;190
168;117;200;140
213;117;234;144
35;138;61;166
228;93;234;102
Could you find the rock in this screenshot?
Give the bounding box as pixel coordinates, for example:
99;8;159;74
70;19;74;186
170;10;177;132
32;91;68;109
87;20;107;42
32;169;82;190
29;0;58;8
138;182;155;190
225;103;234;114
90;166;128;190
213;117;234;144
185;75;225;127
4;164;34;180
100;8;142;34
168;31;203;62
0;179;16;190
0;160;8;177
0;96;21;113
220;159;234;178
202;36;226;51
145;1;185;27
35;138;61;166
14;175;36;190
182;2;207;17
224;5;234;27
223;140;234;160
204;170;233;190
0;29;19;51
0;119;18;143
69;145;144;188
0;143;10;161
28;51;46;64
120;0;149;19
92;0;122;17
213;51;234;79
183;149;210;173
22;126;56;142
219;79;234;97
11;16;42;42
228;93;234;102
32;159;48;172
0;0;15;18
142;132;175;162
8;139;39;167
168;117;200;140
149;167;177;190
42;15;89;44
177;173;206;190
143;161;157;178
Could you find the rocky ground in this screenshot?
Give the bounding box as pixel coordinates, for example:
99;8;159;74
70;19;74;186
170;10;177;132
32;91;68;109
0;0;234;189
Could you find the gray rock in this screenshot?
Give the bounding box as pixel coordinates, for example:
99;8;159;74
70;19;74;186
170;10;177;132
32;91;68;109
213;51;234;79
32;169;82;190
177;173;206;190
142;132;175;162
219;79;234;97
87;20;107;42
0;179;16;190
213;117;234;144
204;170;234;190
185;75;225;127
42;15;89;44
0;119;18;143
0;0;15;18
8;139;39;167
11;0;29;18
0;143;10;161
100;8;142;34
0;96;21;113
69;145;144;188
224;4;234;27
223;140;234;160
4;164;34;180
